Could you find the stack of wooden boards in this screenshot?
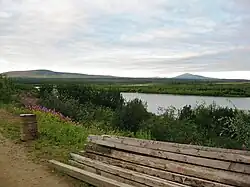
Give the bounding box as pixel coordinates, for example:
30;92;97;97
49;135;250;187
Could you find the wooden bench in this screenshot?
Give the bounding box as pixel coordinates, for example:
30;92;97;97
50;135;250;187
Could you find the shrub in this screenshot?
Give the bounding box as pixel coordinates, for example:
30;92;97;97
220;111;250;149
39;84;54;98
142;104;250;149
78;104;115;125
178;105;194;120
114;99;150;133
192;103;238;138
56;84;124;110
141;116;169;141
39;94;81;121
142;116;202;144
0;75;14;103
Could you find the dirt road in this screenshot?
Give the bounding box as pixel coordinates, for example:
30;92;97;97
0;133;73;187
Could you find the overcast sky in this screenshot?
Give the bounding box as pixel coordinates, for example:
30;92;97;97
0;0;250;79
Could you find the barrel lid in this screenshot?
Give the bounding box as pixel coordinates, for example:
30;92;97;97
20;114;36;117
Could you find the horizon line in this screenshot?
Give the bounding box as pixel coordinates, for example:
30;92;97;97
2;69;250;80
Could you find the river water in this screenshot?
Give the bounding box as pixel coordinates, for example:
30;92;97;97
122;93;250;114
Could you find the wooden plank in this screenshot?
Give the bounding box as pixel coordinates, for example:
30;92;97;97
88;138;250;174
82;145;250;187
84;152;234;187
70;153;190;187
69;160;147;187
88;135;250;163
49;160;135;187
95;135;250;154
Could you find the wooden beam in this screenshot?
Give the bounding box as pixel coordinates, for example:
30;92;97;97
88;135;250;164
49;160;135;187
69;160;147;187
70;153;189;187
83;152;233;187
87;137;250;174
83;145;250;187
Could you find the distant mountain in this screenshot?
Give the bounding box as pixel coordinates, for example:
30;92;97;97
173;73;213;80
3;70;248;82
3;69;115;79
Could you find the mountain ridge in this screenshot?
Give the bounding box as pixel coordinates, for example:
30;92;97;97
2;69;214;80
2;69;115;79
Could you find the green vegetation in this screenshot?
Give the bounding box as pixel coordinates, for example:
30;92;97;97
5;69;250;97
0;75;15;103
96;82;250;97
0;76;250;166
0;106;118;187
37;84;250;149
0;104;126;162
12;77;250;97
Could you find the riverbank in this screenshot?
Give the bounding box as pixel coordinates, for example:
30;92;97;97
122;92;250;113
26;84;250;149
97;82;250;97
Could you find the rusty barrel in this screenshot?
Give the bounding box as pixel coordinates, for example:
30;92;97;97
20;114;38;141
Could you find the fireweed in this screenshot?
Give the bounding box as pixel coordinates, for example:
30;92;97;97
27;105;74;123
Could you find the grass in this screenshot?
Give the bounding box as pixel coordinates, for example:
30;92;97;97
215;82;250;85
0;108;21;140
0;105;122;162
0;104;116;186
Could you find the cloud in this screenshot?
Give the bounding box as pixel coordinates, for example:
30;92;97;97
0;0;250;79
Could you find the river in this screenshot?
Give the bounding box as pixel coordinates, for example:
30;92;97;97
122;93;250;114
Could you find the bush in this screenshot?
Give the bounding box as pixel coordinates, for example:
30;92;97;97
39;94;81;120
141;116;169;141
142;116;202;144
56;84;124;110
220;111;250;149
39;84;54;98
0;75;14;103
178;105;194;120
141;104;250;149
78;103;115;126
114;99;150;133
192;103;237;138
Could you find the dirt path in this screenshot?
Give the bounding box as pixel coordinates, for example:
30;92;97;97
0;133;74;187
0;108;77;187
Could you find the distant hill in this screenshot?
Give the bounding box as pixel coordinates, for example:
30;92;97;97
3;70;115;79
173;73;213;80
3;70;249;83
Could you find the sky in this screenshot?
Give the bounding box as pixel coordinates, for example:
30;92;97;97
0;0;250;79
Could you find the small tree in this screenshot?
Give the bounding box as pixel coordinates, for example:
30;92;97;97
0;75;14;103
115;99;150;133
